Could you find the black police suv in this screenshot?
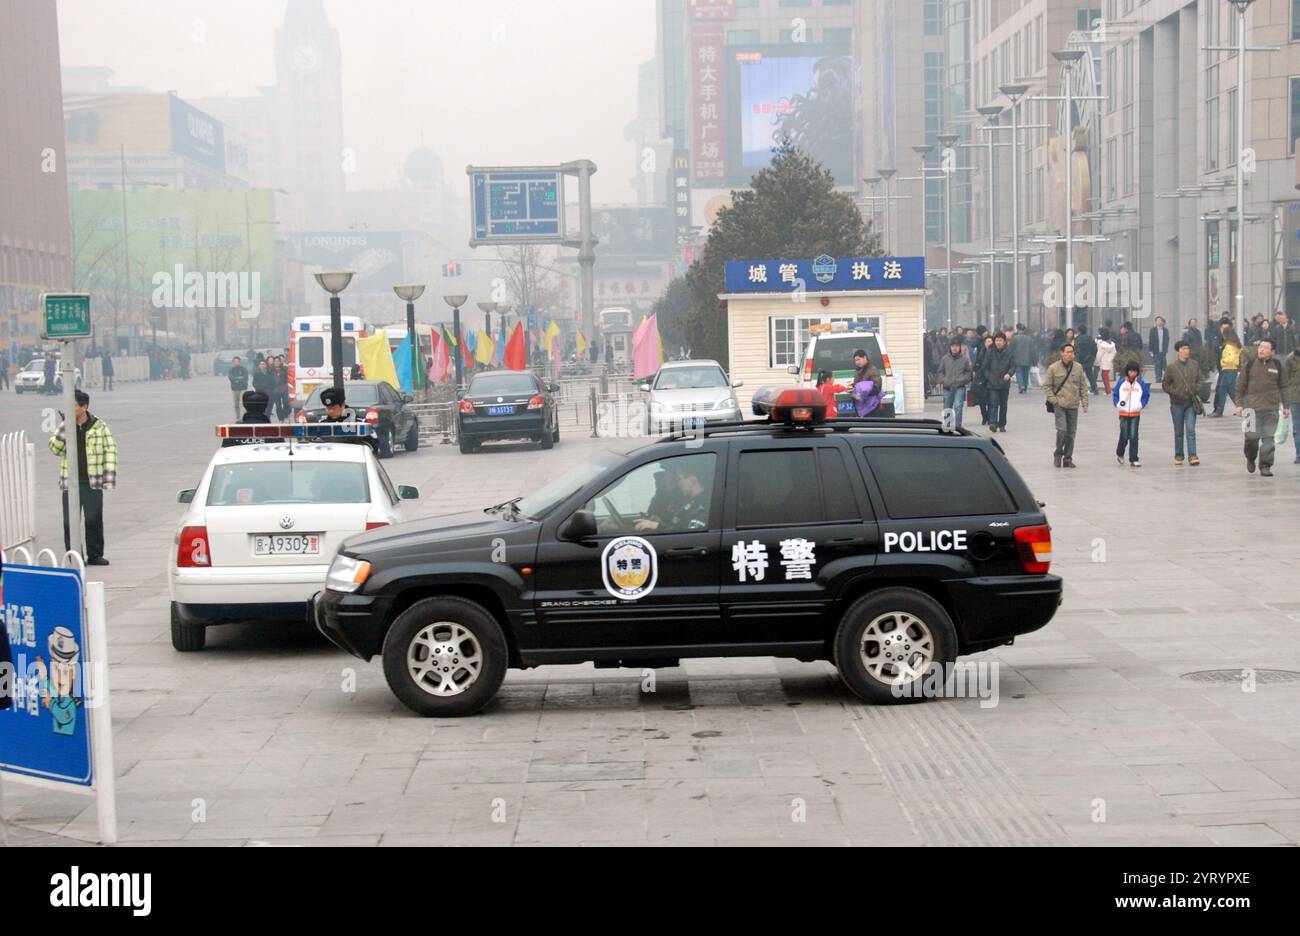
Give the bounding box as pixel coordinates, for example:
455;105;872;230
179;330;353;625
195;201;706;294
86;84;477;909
300;381;419;458
456;370;560;454
316;388;1062;717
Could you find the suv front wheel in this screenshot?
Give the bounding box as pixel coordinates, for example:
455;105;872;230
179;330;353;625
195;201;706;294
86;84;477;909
833;588;957;704
382;596;508;716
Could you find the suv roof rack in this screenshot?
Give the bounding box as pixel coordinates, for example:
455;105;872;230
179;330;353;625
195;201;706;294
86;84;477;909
655;417;973;442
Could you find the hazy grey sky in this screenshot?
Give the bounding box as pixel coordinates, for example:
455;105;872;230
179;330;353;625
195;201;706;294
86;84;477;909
56;0;658;203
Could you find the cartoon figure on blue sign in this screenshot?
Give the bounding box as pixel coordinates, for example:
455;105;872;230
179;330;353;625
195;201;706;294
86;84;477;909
32;627;82;736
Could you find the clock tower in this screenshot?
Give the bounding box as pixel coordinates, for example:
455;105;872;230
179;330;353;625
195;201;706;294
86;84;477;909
273;0;345;226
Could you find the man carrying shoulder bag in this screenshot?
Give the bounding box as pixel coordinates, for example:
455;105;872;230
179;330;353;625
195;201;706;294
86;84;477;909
1044;343;1090;469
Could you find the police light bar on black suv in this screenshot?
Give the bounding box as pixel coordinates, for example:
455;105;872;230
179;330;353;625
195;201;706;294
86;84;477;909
751;387;827;424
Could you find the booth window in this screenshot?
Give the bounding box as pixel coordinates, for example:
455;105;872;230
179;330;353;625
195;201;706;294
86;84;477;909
768;315;884;368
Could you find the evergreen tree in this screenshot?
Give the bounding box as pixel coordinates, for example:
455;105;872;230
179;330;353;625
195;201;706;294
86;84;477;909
680;139;881;365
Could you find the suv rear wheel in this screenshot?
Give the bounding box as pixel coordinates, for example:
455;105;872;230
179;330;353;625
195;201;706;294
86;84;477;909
381;597;508;716
833;588;956;704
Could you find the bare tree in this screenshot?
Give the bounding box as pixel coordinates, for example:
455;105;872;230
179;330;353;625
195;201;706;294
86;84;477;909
495;244;570;315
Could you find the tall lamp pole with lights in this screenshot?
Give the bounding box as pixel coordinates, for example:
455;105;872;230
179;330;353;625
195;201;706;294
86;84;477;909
444;293;469;389
394;284;426;392
312;271;354;392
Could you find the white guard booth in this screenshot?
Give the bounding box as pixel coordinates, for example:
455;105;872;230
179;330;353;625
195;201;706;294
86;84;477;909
720;255;927;415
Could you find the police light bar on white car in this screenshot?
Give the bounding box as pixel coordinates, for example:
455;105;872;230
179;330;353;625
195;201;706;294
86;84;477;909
809;321;875;334
215;423;373;440
751;387;827;424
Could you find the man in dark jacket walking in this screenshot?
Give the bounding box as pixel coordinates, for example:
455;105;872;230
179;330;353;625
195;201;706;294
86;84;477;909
1147;316;1170;382
1272;311;1296;358
937;338;974;428
101;350;114;391
1235;338;1289;477
1075;329;1098;395
227;355;250;420
981;333;1016;432
1182;318;1203;350
1010;326;1036;393
1162;341;1202;466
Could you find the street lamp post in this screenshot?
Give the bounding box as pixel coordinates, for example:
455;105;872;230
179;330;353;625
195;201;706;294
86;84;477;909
312;272;354;393
444;293;469;389
911;145;934;259
976;105;1004;330
1052;49;1088;331
938;132;959;331
1000;83;1031;328
476;301;498;342
878;167;896;255
394;284;426;392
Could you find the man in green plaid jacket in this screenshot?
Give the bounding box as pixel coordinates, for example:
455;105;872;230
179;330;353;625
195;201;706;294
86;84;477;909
48;389;117;565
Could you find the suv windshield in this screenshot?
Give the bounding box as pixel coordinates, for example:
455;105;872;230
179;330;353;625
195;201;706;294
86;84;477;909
469;374;538;396
515;453;622;520
811;335;883;374
654;366;727;390
207;461;369;506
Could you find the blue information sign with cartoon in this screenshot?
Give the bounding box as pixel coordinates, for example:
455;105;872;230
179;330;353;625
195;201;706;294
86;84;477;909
0;564;92;786
724;256;926;293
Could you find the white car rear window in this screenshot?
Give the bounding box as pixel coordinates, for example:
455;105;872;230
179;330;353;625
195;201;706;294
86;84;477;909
207;461;370;506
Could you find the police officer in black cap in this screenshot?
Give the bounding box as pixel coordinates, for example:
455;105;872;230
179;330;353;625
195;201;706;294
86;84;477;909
320;386;356;423
222;390;273;446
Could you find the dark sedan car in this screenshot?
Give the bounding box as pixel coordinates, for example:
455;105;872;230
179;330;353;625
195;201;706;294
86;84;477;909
300;380;419;458
456;370;559;454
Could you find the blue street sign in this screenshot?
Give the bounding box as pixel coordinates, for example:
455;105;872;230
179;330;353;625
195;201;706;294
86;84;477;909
469;168;565;243
0;564;92;786
724;256;926;293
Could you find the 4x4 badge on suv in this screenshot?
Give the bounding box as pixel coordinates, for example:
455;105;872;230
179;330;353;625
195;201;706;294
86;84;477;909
601;536;658;601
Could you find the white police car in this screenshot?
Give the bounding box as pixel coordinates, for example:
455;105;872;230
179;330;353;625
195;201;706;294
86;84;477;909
168;423;420;651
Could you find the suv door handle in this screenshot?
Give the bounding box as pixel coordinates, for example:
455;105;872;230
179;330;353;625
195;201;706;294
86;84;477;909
828;536;864;545
666;546;709;557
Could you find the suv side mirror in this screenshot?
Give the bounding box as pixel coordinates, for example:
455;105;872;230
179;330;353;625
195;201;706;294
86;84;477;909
177;489;196;504
638;383;651;392
398;485;420;500
786;365;799;376
731;379;744;388
559;509;598;541
548;383;559;393
402;393;414;403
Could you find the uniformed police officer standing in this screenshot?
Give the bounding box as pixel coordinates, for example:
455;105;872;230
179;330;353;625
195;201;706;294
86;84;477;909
320;387;356;423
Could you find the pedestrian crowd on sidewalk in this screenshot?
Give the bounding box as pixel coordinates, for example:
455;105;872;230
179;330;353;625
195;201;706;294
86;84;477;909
923;311;1298;476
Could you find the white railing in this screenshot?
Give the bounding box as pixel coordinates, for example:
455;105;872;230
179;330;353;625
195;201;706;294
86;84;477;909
0;430;37;553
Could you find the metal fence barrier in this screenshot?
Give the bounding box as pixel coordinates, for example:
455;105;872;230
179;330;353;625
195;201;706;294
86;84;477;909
0;430;37;553
406;402;459;446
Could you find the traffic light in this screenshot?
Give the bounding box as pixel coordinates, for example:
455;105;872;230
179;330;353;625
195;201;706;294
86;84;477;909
441;261;462;277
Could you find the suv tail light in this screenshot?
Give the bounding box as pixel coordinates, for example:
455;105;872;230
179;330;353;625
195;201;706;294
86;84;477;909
881;353;894;377
364;407;381;424
1014;525;1052;574
176;525;211;567
365;521;388;531
527;395;545;410
295;409;307;425
458;399;476;414
802;359;814;382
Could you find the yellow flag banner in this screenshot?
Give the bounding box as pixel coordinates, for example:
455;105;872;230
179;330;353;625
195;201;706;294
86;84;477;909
475;330;496;365
358;330;400;392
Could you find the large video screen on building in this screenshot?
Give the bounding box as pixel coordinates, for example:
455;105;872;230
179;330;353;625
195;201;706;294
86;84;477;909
730;45;854;187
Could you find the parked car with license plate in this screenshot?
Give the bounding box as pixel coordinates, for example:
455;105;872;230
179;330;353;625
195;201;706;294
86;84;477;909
299;380;420;459
169;425;419;651
640;359;742;434
456;370;560;454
